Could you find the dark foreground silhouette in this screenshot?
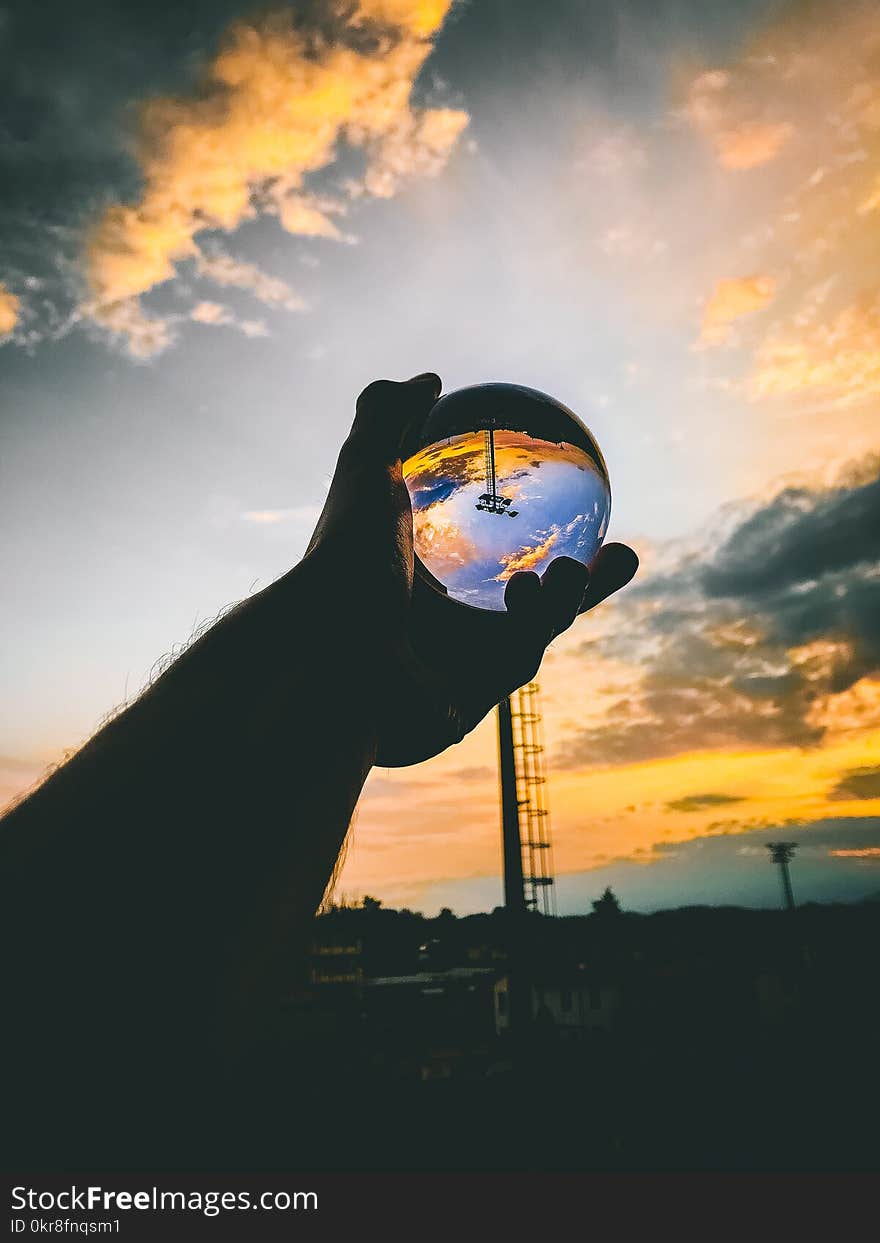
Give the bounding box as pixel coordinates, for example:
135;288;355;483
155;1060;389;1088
0;374;637;1170
190;897;880;1173
281;897;880;1172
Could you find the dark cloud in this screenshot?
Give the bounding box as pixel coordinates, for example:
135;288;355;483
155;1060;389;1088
700;464;880;601
665;792;744;813
700;463;880;694
559;458;880;768
829;766;880;802
0;0;247;328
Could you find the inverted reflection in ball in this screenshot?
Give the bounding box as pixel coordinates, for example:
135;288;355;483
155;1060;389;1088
402;383;611;611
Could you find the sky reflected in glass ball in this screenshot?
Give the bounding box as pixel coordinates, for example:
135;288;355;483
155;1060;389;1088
404;426;610;611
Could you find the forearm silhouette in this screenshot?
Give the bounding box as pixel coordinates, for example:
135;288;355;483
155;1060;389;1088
1;374;636;1157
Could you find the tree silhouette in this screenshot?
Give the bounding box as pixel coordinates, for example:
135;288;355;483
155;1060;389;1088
592;887;622;917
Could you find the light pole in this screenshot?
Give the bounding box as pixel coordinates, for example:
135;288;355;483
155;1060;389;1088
766;842;798;911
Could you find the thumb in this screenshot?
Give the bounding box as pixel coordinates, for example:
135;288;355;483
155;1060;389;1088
349;373;442;464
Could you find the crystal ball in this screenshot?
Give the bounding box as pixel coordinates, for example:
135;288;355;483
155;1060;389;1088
402;382;611;611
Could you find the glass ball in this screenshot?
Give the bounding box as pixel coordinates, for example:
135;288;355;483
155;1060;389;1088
402;383;611;611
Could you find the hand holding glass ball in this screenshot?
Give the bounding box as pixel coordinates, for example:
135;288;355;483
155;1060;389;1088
313;374;637;766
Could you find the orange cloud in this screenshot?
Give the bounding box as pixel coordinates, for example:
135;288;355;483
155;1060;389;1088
716;122;794;172
413;508;478;576
357;0;452;36
0;284;20;337
806;677;880;740
495;529;561;581
752;290;880;404
687;70;793;171
699;275;776;346
276;193;346;239
84;1;467;355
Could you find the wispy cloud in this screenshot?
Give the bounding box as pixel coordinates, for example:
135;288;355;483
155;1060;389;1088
752;292;880;405
699;274;776;346
241;505;322;525
685;2;880;423
194;252;305;311
90;297;175;359
190;301;230;326
665;792;744;813
189;297;272;339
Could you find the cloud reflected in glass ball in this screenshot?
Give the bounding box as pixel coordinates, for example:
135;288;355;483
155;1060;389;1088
402;383;611;611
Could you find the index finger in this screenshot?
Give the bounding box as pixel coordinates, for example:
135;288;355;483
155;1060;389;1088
578;542;639;613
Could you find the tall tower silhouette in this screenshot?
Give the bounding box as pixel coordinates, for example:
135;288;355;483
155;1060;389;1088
476;421;518;517
766;842;798;911
497;682;556;1045
497;682;556;914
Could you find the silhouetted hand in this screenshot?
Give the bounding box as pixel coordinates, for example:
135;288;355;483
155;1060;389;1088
303;373;639;766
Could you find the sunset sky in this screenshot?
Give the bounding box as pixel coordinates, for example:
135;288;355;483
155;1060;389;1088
2;0;879;913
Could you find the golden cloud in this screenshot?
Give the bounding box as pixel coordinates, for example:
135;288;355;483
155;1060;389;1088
699;274;776;346
276;193;346;239
85;1;466;355
0;284;20;337
357;0;452;36
413;507;478;576
752;290;880;404
496;529;561;581
806;677;880;741
687;69;793;171
716;122;794;172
